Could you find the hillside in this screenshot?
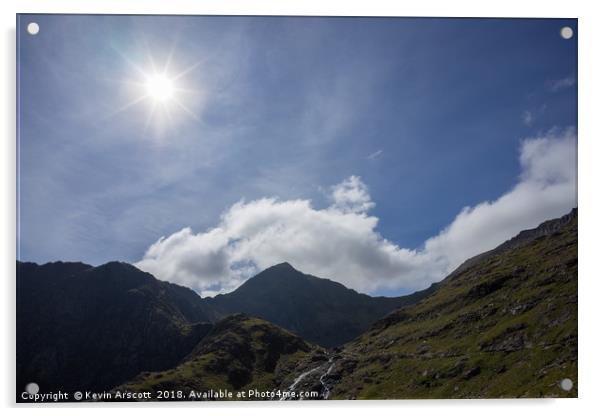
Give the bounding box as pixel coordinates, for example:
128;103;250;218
291;208;578;399
16;209;578;401
17;261;215;397
118;314;319;400
206;262;435;347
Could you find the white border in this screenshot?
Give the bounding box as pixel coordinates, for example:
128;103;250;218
2;1;601;415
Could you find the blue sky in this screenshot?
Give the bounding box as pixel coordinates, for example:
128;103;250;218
17;15;577;296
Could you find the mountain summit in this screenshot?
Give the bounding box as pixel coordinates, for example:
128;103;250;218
206;262;433;347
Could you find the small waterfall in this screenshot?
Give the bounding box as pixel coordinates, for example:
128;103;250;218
280;366;322;401
318;357;335;399
281;354;337;400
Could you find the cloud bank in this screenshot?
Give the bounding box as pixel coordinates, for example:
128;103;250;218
135;129;577;297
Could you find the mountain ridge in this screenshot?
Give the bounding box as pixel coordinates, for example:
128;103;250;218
16;208;577;400
449;208;577;278
16;260;215;397
205;261;432;347
16;255;431;397
289;208;578;399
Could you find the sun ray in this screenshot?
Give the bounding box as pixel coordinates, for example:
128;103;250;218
172;86;201;95
143;38;158;75
163;34;180;75
163;101;174;125
172;60;203;81
111;46;148;79
114;94;148;114
100;94;149;123
144;101;158;133
172;98;201;122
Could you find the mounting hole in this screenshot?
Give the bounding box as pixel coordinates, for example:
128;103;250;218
560;378;573;391
560;26;573;40
27;22;40;35
25;382;39;395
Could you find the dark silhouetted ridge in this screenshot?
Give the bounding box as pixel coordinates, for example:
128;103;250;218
206;262;429;347
16;260;214;399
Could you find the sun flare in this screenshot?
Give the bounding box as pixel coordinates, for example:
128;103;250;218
112;49;202;132
145;74;175;102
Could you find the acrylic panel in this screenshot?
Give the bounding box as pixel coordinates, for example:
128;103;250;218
16;14;577;403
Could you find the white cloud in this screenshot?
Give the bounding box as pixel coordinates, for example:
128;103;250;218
330;175;375;214
135;128;577;297
424;127;576;269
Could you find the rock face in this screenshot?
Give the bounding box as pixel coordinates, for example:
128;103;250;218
206;262;435;347
119;314;315;399
314;209;577;399
16;261;214;399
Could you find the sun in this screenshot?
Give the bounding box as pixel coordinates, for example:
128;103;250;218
111;48;202;132
145;74;175;102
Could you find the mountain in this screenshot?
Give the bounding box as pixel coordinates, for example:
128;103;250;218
16;209;578;401
205;262;435;347
286;209;577;399
16;261;215;398
117;314;318;400
16;258;430;400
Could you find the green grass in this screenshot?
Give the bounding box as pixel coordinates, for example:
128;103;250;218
119;314;314;399
330;215;577;399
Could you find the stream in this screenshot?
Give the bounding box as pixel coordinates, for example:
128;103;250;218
280;354;337;400
318;357;335;399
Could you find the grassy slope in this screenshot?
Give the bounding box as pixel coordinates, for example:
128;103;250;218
119;314;319;399
329;212;577;399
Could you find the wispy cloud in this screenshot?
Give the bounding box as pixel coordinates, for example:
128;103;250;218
521;104;547;127
548;76;576;92
367;149;383;160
